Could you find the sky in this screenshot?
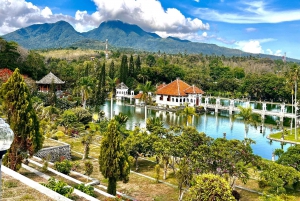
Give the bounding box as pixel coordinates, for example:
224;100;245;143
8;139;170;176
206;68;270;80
1;0;300;59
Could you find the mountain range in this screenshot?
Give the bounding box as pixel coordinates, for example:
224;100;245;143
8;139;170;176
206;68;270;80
1;20;296;61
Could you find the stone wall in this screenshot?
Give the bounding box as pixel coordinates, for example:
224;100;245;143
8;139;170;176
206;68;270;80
34;142;71;162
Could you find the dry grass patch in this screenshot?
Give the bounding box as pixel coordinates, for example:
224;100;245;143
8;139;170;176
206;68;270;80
38;49;100;60
2;173;55;201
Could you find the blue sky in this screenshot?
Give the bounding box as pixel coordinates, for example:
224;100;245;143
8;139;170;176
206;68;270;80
1;0;300;59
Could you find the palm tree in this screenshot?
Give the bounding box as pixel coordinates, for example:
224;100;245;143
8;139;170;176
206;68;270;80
76;77;93;109
235;106;259;139
288;64;300;140
176;104;198;126
136;81;155;127
106;76;118;119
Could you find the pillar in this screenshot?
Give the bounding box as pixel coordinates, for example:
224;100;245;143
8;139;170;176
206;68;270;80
215;97;220;113
229;99;234;115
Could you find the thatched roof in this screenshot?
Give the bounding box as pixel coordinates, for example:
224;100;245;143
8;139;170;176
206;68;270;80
36;72;65;84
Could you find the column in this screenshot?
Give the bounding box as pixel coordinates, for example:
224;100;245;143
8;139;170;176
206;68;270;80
215;97;220;113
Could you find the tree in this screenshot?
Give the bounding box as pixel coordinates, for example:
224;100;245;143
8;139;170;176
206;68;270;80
92;62;106;111
106;76;118;119
146;55;156;67
128;55;135;77
184;173;235;201
135;55;141;77
177;157;193;201
259;160;300;195
119;55;128;83
136;81;155;126
99;119;130;195
60;110;78;133
81;127;95;160
235;106;259;138
109;60;115;79
1;68;43;171
124;127;151;170
0;39;20;70
276;145;300;171
76;76;94;109
191;138;257;188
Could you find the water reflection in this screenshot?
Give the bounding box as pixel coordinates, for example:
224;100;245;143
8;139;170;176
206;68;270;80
101;100;291;160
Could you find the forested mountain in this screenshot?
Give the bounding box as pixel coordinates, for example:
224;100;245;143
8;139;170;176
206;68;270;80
2;21;85;49
3;20;295;61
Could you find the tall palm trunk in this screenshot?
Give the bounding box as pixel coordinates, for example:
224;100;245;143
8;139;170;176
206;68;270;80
110;96;113;119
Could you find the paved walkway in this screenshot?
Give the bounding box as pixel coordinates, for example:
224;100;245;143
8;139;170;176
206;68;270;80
267;136;300;145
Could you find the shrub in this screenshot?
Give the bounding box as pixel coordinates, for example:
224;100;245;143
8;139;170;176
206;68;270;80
75;184;94;197
55;131;65;138
84;161;94;178
54;159;72;175
42;177;73;198
154;164;160;183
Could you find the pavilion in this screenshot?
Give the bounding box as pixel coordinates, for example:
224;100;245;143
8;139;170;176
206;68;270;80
36;72;65;92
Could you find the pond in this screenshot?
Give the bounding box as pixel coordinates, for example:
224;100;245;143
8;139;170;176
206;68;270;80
100;100;291;160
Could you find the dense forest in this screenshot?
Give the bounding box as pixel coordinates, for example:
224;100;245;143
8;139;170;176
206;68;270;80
1;37;300;105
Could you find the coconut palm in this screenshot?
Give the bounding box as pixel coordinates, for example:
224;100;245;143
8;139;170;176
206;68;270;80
235;106;259;139
136;81;155;127
76;77;94;109
106;76;118;119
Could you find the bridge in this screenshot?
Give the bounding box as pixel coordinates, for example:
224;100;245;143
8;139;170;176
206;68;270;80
116;93;297;121
200;97;296;121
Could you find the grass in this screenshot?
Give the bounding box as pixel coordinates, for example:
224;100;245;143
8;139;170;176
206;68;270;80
37;49;101;60
52;135;262;201
2;173;55;201
269;128;300;143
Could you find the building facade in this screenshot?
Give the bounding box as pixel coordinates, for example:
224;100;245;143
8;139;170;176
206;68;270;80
155;78;204;107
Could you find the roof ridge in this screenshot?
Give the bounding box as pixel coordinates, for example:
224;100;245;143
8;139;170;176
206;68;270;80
177;79;180;95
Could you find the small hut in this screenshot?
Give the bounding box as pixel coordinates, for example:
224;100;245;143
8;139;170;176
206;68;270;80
36;72;65;92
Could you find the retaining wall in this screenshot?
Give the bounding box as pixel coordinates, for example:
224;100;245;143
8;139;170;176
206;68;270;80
34;140;71;162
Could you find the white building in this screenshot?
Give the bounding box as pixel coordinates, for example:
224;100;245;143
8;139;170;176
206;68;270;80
115;82;129;100
155;78;204;107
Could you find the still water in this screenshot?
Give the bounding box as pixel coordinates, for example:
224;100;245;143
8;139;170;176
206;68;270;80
101;100;291;160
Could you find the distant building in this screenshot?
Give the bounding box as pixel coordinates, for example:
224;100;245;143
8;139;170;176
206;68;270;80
115;82;129;100
155;78;204;107
36;72;65;92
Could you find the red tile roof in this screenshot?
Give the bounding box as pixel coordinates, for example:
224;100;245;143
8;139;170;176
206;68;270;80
134;93;143;99
156;83;166;90
156;79;204;96
185;85;204;94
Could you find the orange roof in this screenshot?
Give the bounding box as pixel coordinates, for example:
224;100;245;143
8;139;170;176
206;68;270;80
134;93;143;99
185;85;204;94
156;83;166;90
156;79;204;96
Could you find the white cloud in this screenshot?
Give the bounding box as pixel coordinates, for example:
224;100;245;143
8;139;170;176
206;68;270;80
235;38;278;54
245;27;256;32
194;0;200;2
202;32;207;37
193;1;300;23
235;40;264;54
266;49;283;56
41;7;52;18
90;0;209;34
0;0;209;38
0;0;72;35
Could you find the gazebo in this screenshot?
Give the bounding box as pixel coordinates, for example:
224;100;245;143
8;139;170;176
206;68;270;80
36;72;65;92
